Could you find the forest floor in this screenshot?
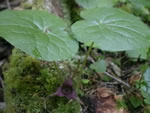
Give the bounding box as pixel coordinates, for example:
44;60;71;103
0;0;150;113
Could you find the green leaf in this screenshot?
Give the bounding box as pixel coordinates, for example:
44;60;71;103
144;68;150;84
144;97;150;104
129;96;143;108
126;48;148;59
116;99;127;109
143;68;150;87
97;0;116;8
71;8;150;51
0;10;78;61
130;0;150;8
101;75;112;82
128;0;150;16
75;0;115;9
140;68;150;104
141;86;150;98
90;60;107;73
75;0;99;9
82;79;90;84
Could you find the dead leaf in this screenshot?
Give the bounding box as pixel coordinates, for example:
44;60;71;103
129;72;141;85
96;87;129;113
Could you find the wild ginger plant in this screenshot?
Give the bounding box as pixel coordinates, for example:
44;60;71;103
0;7;150;101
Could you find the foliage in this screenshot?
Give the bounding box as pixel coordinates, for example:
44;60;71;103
144;105;150;113
75;0;116;9
1;1;150;112
116;98;127;109
116;0;150;59
129;95;143;108
3;49;80;113
140;68;150;105
81;79;90;84
90;60;107;73
0;7;150;61
126;48;149;59
52;101;80;113
0;10;78;61
133;67;150;112
125;0;150;17
72;8;150;51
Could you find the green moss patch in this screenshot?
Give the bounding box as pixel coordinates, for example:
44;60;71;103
3;49;80;113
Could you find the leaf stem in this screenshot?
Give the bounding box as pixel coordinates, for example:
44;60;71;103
82;42;94;68
78;42;94;77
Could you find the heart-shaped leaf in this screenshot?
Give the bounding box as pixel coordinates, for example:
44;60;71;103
90;60;107;73
126;48;149;59
0;10;78;61
72;8;150;51
75;0;115;9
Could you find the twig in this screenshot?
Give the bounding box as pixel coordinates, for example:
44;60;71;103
88;53;130;88
6;0;11;9
0;76;4;88
103;72;131;88
0;0;20;9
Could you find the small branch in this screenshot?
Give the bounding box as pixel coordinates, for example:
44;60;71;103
87;53;130;88
0;76;4;89
6;0;11;9
0;0;20;9
103;72;131;88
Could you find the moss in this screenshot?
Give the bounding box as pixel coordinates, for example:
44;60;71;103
21;0;45;10
52;100;80;113
144;105;150;113
3;49;80;113
32;0;45;10
0;111;3;113
20;0;33;9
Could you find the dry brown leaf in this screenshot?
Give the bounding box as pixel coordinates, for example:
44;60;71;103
96;87;129;113
129;72;141;85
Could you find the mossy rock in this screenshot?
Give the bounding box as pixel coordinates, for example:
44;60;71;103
3;49;80;113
